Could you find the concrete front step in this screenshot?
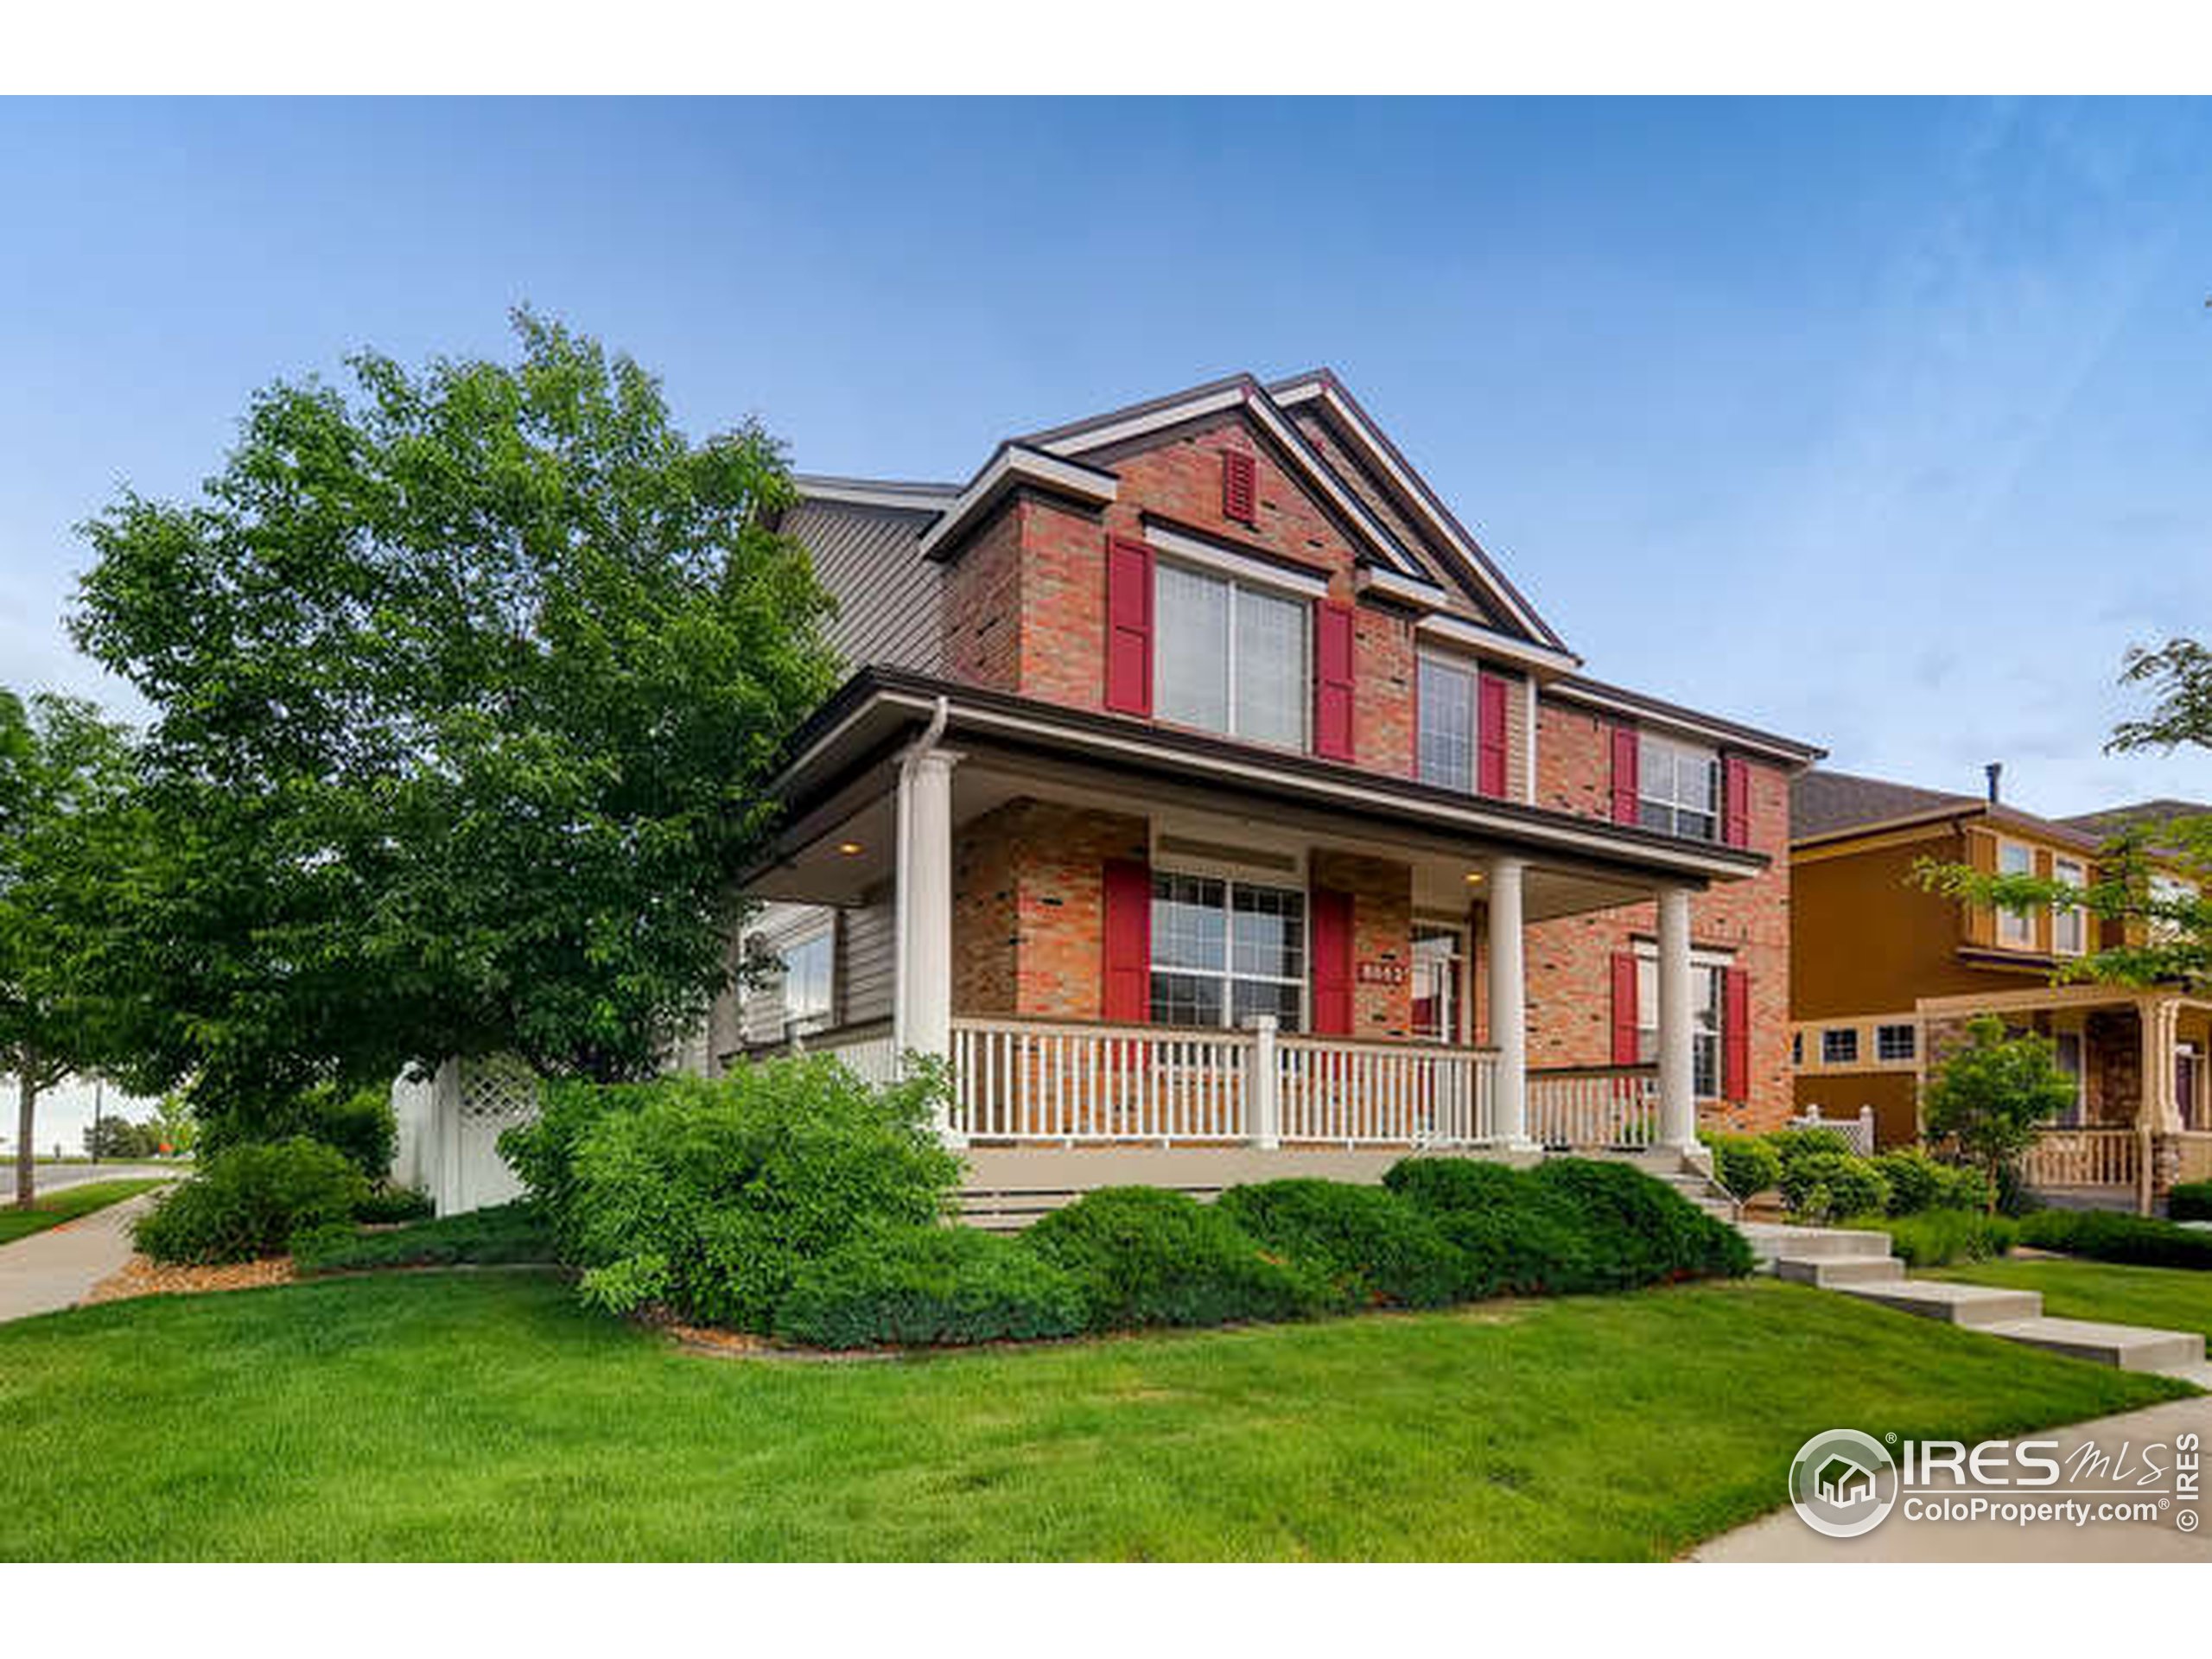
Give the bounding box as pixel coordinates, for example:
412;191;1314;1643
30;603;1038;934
1740;1223;1892;1262
1834;1279;2044;1328
1774;1255;1908;1288
1979;1316;2208;1374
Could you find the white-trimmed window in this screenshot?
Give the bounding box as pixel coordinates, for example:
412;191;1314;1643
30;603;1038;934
2150;873;2196;944
2052;1031;2085;1128
1876;1022;1916;1063
1149;872;1306;1031
2053;857;2087;957
1154;562;1307;750
1410;925;1463;1044
1416;653;1476;793
1635;947;1727;1099
1638;733;1719;842
779;929;834;1038
1996;840;2034;947
1821;1027;1859;1065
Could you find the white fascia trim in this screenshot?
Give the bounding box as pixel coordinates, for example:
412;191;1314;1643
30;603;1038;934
795;479;958;512
1546;681;1813;766
1414;611;1581;677
1035;383;1430;584
1357;566;1446;609
1274;378;1556;645
1145;524;1330;600
915;445;1118;562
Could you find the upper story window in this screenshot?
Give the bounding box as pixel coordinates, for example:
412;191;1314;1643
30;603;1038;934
1149;871;1306;1031
1996;840;2034;947
1417;654;1476;793
1876;1022;1916;1062
2053;856;2087;956
1821;1027;1859;1065
2150;873;2196;944
1638;733;1719;842
779;929;834;1038
1154;562;1307;751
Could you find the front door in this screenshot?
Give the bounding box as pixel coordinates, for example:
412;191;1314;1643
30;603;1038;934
1411;925;1463;1045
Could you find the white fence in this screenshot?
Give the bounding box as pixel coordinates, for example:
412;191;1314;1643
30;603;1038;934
1786;1103;1877;1155
1529;1067;1660;1150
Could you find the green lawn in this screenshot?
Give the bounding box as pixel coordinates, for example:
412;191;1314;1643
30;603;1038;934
1929;1256;2212;1344
0;1271;2187;1560
0;1179;169;1246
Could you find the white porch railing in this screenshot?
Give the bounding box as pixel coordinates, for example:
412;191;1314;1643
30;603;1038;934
947;1016;1499;1148
804;1026;902;1088
2023;1127;2140;1189
1528;1065;1661;1150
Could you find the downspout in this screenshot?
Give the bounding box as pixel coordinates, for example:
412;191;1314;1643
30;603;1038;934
890;695;951;1056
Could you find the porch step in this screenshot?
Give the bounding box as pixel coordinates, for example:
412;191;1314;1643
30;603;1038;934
1832;1279;2044;1329
1978;1316;2207;1374
1773;1255;1907;1289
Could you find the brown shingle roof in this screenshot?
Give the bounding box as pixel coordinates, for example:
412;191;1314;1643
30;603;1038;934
1790;769;1980;842
2059;798;2212;840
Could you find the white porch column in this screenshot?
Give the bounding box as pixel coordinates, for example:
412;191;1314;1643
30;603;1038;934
1487;856;1534;1148
1247;1014;1281;1150
894;741;962;1144
1656;886;1698;1152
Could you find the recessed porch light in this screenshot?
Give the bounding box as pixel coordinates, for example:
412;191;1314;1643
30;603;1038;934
1465;871;1485;884
836;841;864;856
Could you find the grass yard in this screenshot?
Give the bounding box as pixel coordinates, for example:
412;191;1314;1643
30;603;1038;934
0;1271;2189;1561
0;1179;169;1246
1929;1255;2212;1344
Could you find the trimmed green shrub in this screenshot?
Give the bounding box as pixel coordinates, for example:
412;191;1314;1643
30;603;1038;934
1382;1155;1530;1214
1530;1158;1756;1285
1868;1210;2018;1268
775;1224;1088;1349
1869;1149;1988;1217
292;1200;555;1274
1217;1179;1469;1309
355;1185;435;1225
1763;1126;1853;1167
2019;1208;2212;1269
1778;1150;1891;1224
1020;1187;1330;1330
1704;1133;1783;1202
2168;1181;2212;1223
504;1058;963;1330
131;1139;371;1265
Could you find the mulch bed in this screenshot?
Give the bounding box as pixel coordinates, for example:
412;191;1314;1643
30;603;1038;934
83;1253;294;1306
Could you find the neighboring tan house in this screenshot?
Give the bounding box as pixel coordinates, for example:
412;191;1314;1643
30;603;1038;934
400;371;1821;1216
1790;768;2210;1211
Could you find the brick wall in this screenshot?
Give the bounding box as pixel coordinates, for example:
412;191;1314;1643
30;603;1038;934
1311;849;1414;1038
953;798;1148;1022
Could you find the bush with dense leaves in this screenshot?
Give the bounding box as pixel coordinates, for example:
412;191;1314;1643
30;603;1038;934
1869;1210;2018;1267
1763;1126;1854;1168
2020;1208;2212;1268
1530;1159;1756;1285
354;1185;435;1224
504;1058;963;1331
774;1224;1089;1349
1703;1134;1783;1202
1019;1187;1330;1330
1778;1150;1891;1224
1216;1179;1469;1309
1872;1149;1989;1217
199;1082;398;1181
2168;1182;2212;1223
293;1200;560;1275
131;1139;370;1265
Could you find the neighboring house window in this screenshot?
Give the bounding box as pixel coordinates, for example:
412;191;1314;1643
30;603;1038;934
1821;1027;1859;1065
1635;952;1725;1098
1637;733;1719;842
1996;840;2034;947
1410;925;1463;1044
1876;1022;1916;1063
2053;856;2087;956
1154;562;1307;750
2052;1031;2084;1128
2150;873;2196;944
1792;1031;1803;1066
780;929;834;1038
1149;872;1306;1031
1416;654;1475;793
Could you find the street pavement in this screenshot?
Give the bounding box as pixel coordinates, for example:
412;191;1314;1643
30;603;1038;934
3;1161;181;1204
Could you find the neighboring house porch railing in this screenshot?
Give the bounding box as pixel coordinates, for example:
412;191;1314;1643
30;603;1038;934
2023;1126;2139;1190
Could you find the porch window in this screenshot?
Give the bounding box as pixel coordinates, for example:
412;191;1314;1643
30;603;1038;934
1416;654;1476;793
1637;733;1719;842
2052;1031;2084;1127
1636;953;1724;1098
1996;840;2034;947
1149;872;1306;1031
779;929;834;1039
1154;562;1307;750
2053;857;2086;956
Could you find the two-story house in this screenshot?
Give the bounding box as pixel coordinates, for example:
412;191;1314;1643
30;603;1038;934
1790;768;2211;1211
396;371;1821;1217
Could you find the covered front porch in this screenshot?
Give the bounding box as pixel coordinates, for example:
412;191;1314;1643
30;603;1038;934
740;672;1758;1201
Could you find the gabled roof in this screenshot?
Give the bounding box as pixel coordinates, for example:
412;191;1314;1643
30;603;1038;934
2061;798;2212;840
1791;767;2105;852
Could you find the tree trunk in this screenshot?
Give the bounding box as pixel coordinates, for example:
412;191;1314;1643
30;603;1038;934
13;1069;35;1211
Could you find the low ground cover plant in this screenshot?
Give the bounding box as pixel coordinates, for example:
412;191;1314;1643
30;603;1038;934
1020;1185;1331;1329
292;1201;556;1275
1863;1209;2018;1268
354;1185;435;1225
775;1224;1088;1349
132;1139;369;1265
1215;1178;1468;1309
2020;1208;2212;1269
2168;1181;2212;1223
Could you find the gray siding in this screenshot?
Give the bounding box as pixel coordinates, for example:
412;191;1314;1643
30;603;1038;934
785;499;944;675
838;891;895;1028
732;897;893;1052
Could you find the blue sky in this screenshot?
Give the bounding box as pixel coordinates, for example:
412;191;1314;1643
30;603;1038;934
4;96;2210;839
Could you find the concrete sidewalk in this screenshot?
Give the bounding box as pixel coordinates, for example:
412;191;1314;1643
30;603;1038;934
1692;1395;2212;1563
0;1188;168;1323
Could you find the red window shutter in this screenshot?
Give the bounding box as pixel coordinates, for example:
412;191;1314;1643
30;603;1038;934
1101;858;1152;1023
1723;967;1751;1102
1222;450;1256;525
1723;755;1752;848
1610;951;1640;1065
1610;724;1639;825
1477;671;1509;798
1311;887;1353;1036
1313;602;1356;762
1104;536;1154;716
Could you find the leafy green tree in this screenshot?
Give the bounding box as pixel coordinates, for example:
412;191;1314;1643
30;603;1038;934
149;1092;198;1156
70;312;840;1127
1922;1016;2079;1211
0;691;144;1207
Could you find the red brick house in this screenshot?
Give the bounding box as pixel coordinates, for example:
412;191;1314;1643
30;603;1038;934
703;372;1820;1217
